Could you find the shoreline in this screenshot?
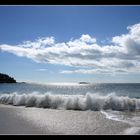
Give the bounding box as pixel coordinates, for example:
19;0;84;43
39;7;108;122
0;104;131;135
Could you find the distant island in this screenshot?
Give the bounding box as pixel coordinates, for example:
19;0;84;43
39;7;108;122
79;82;90;84
0;73;16;83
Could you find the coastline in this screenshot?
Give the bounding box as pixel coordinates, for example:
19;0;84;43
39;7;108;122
0;104;131;135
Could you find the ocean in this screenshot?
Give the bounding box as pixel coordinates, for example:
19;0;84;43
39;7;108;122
0;82;140;134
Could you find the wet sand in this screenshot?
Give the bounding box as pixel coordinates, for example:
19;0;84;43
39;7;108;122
0;104;131;135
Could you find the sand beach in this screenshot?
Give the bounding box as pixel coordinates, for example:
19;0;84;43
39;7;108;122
0;104;131;135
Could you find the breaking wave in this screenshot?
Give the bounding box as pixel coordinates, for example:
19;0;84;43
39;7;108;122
0;92;140;111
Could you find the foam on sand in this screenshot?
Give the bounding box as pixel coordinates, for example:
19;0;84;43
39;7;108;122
123;127;140;134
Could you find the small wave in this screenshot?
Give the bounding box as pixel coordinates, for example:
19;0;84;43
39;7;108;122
0;92;140;111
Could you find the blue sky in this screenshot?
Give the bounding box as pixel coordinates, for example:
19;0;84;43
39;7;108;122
0;6;140;83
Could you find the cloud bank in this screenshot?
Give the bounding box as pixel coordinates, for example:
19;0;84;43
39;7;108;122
1;23;140;74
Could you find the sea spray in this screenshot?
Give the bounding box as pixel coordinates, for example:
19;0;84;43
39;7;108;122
1;92;140;111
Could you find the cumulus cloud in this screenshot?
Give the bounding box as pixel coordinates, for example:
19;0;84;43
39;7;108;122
112;23;140;56
1;23;140;74
79;34;96;43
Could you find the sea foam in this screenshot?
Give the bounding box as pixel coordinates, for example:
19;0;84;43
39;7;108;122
0;92;140;111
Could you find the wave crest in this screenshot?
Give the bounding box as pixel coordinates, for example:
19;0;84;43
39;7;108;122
0;92;140;111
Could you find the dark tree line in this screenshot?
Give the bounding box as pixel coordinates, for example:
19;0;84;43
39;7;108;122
0;73;16;83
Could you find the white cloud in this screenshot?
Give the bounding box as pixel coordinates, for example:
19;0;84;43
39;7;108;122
35;69;48;71
1;23;140;74
112;23;140;56
60;68;130;75
60;69;109;74
80;34;96;43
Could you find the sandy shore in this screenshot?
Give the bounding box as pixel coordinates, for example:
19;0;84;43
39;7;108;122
0;104;131;135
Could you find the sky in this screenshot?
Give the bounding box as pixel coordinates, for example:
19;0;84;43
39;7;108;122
0;6;140;83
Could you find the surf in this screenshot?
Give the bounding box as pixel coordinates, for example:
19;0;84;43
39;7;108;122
0;92;140;111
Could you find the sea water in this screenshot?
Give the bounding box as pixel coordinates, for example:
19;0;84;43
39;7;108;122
0;82;140;134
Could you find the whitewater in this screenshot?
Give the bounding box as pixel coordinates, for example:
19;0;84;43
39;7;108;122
0;92;140;111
